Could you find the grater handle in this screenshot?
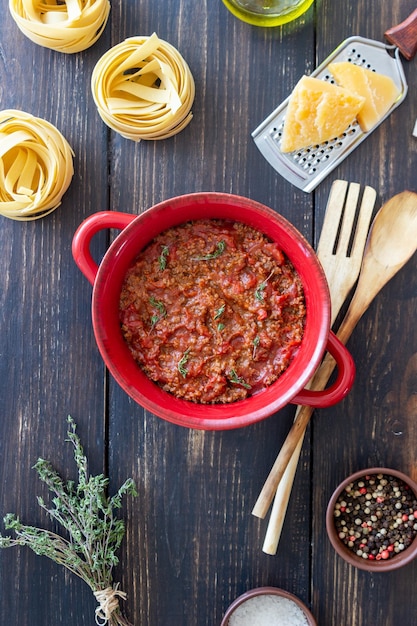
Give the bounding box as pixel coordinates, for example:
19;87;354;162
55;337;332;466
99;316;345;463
385;8;417;60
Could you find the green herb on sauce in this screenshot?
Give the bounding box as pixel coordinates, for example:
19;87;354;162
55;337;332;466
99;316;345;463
255;270;275;302
158;245;170;271
214;305;226;331
255;283;266;302
195;240;226;261
214;304;225;320
178;348;191;378
149;296;166;330
252;335;260;358
228;369;251;389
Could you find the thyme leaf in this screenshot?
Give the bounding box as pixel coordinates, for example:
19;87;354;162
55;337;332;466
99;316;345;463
252;335;260;359
255;270;275;302
214;305;226;331
0;416;136;626
214;304;225;320
150;314;159;329
178;348;191;378
255;284;266;302
228;369;251;389
149;296;166;330
149;296;166;316
194;240;226;261
158;245;169;271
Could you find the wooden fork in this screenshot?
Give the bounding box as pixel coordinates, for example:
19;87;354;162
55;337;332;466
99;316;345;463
251;180;377;554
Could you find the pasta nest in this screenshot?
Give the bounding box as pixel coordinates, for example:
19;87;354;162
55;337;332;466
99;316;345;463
0;109;74;221
9;0;110;53
91;33;196;141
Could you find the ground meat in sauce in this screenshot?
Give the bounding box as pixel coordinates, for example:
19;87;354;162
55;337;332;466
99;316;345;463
119;219;306;404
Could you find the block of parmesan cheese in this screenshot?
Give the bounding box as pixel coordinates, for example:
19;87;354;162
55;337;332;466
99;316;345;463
280;75;365;153
328;62;401;132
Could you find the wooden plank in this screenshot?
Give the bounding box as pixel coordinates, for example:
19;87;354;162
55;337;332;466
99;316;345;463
0;5;110;625
312;1;417;624
107;1;315;625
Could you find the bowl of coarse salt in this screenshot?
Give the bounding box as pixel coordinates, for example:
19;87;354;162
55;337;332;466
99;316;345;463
220;586;317;626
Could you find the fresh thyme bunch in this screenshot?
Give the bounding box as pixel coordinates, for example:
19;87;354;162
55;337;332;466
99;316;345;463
0;416;137;626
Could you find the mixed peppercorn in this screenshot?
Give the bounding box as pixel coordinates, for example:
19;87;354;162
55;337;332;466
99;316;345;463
333;473;417;561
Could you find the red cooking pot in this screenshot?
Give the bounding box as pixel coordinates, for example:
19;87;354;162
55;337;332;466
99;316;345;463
72;192;355;430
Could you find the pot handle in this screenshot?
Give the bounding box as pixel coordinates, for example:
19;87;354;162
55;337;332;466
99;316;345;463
72;211;136;285
291;331;355;407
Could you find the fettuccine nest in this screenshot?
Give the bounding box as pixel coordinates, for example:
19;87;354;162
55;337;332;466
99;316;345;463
9;0;110;53
91;33;195;141
0;110;74;221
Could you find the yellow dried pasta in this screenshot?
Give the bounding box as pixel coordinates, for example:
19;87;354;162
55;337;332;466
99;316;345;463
91;33;195;141
9;0;110;53
0;110;74;221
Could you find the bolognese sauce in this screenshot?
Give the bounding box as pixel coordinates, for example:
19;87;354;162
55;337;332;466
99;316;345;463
119;219;306;404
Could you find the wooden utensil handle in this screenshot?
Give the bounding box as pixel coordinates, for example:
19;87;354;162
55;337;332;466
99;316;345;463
252;352;337;519
262;435;304;555
385;8;417;60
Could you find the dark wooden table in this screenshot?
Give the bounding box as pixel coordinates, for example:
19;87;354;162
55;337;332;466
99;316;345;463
1;1;417;624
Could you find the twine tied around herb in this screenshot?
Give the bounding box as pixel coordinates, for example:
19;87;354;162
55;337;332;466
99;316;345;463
94;584;128;625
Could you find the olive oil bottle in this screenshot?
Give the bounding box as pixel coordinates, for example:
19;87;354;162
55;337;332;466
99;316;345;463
222;0;315;27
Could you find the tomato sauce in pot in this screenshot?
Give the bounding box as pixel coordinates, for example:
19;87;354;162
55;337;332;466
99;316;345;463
119;219;306;404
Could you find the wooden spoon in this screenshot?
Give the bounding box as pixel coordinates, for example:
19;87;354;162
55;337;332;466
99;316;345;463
336;190;417;344
253;190;417;531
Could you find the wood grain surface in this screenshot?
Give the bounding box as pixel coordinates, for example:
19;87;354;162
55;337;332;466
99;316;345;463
0;1;416;625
